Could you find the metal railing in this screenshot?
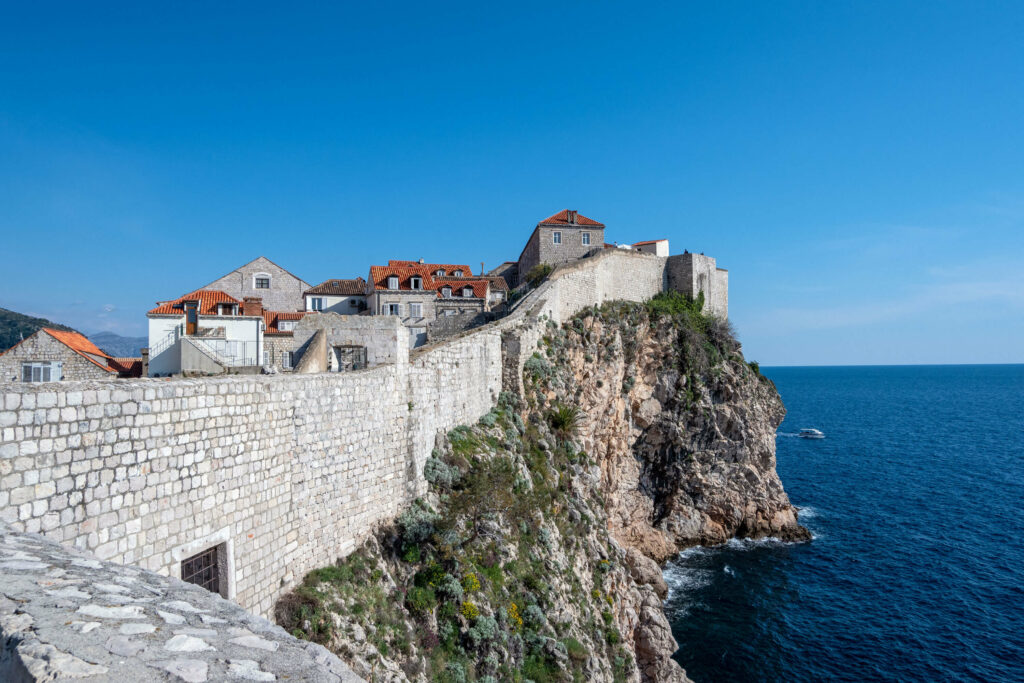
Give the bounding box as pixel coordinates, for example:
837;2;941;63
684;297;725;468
188;337;259;367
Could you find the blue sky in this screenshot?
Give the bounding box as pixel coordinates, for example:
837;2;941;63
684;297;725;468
1;1;1022;365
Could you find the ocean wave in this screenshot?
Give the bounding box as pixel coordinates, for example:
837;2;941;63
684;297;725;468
797;506;818;519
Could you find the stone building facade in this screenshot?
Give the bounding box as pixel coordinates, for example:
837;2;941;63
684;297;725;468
0;329;128;383
202;256;310;313
516;209;605;281
666;252;729;319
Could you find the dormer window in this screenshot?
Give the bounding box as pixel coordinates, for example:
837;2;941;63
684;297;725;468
435;269;446;277
462;287;473;297
410;276;423;290
441;286;452;298
387;276;399;290
453;269;463;276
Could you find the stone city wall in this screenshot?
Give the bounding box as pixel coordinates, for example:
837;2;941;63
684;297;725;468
0;248;686;625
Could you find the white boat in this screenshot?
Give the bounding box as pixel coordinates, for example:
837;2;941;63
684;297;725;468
798;428;825;439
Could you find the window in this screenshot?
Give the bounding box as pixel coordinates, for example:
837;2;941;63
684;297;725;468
279;320;295;331
22;362;54;383
435;269;446;277
310;297;324;311
282;351;293;368
553;231;562;244
443;309;456;316
254;276;270;289
462;287;473;297
453;269;463;277
387;276;399;290
582;232;591;246
441;286;452;298
409;302;423;317
410;276;423;290
263;351;269;365
181;546;221;595
385;303;401;315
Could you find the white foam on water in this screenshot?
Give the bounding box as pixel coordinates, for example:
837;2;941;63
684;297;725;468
723;565;735;577
796;505;818;519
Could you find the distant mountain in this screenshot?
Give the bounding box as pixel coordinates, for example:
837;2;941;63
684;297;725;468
0;307;79;352
87;331;147;358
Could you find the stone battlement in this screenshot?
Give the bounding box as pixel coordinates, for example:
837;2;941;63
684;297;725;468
0;248;709;634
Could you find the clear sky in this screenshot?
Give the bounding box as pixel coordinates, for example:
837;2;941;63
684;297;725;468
1;2;1022;365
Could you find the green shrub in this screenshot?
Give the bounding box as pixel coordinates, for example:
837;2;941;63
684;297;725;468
748;360;761;375
546;403;582;439
425;457;460;489
564;636;588;663
461;601;480;620
398;502;439;545
525;263;553;287
405;586;436;616
524;353;552;382
466;615;498;648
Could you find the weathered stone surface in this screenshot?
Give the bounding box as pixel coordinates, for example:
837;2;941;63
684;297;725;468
0;522;362;682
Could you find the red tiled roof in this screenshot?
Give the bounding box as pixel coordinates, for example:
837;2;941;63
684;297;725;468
303;278;367;297
387;260;475;276
633;239;667;246
148;290;241;316
434;278;488;299
369;264;492;299
263;311;306;334
40;329;118;374
111;357;143;377
538;209;604;227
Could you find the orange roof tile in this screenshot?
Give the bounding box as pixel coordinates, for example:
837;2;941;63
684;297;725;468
633;239;667;246
110;357;143;377
40;329;118;374
387;260;475;276
433;278;488;299
148;290;241;316
263;310;306;334
538;209;604;227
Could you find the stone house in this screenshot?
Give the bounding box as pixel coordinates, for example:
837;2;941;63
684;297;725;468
367;260;493;348
516;210;605;284
632;239;670;256
263;310;306;370
0;328;139;382
147;289;267;376
303;278;367;314
201;256;310;313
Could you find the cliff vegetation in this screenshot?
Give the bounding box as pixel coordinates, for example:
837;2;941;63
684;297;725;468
276;292;808;682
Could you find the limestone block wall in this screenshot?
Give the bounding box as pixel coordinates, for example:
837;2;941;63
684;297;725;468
0;246;699;624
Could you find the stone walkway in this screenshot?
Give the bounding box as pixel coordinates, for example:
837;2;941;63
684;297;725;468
0;522;363;682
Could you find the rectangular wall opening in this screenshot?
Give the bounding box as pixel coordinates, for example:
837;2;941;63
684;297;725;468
181;543;228;598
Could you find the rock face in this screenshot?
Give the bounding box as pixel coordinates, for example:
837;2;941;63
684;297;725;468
560;310;810;562
277;297;807;683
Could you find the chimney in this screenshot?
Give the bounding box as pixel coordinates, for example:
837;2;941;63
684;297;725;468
567;210;577;224
480;261;485;276
140;348;149;377
418;258;424;264
242;297;263;317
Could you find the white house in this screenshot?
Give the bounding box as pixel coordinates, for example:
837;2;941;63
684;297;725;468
147;289;266;376
632;239;670;257
303;278;367;314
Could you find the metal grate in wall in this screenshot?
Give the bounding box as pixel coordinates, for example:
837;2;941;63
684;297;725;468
181;546;220;595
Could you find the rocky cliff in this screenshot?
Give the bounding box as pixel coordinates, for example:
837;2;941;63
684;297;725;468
276;293;808;682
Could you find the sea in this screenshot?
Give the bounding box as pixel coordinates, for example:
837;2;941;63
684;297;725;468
663;365;1024;682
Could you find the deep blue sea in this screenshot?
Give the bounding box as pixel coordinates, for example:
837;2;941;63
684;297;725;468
664;365;1024;683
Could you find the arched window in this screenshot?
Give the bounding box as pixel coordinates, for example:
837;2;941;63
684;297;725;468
435;269;446;277
387;276;399;290
453;269;463;277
